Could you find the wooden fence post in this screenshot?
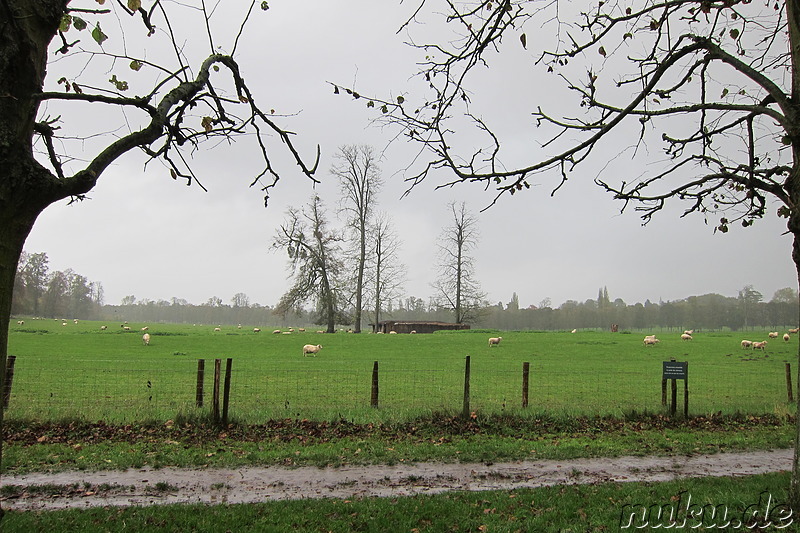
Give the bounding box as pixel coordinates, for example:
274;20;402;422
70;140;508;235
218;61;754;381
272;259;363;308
196;359;205;408
371;361;379;408
462;355;471;418
222;358;232;426
670;374;678;416
3;355;16;409
212;358;221;423
787;362;794;403
521;362;529;408
683;370;689;418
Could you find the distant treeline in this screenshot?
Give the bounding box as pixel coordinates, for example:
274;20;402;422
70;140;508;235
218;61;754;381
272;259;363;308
12;252;798;331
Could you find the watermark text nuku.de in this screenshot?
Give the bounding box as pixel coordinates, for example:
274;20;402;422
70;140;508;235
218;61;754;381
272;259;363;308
619;491;793;529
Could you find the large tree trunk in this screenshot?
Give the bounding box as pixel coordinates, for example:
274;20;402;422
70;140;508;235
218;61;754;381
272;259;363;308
0;0;69;521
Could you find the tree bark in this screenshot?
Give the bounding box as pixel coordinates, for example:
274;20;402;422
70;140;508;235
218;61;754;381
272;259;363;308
0;1;71;520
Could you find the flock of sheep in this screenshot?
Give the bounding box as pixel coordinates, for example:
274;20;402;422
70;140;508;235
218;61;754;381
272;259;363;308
642;327;799;351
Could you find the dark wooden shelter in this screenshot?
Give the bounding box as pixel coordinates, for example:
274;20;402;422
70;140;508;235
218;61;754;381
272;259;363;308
372;320;470;334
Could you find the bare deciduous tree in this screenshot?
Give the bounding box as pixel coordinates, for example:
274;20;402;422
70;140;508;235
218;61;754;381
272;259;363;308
367;212;406;330
332;145;382;333
272;195;347;333
433;202;487;324
0;2;319;515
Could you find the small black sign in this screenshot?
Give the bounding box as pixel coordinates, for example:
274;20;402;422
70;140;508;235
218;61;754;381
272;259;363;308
663;361;688;380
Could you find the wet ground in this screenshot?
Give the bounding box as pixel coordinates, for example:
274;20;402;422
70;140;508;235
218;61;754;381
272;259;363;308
1;449;792;510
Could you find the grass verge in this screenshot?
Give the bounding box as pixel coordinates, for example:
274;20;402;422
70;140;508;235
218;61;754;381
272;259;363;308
3;412;793;474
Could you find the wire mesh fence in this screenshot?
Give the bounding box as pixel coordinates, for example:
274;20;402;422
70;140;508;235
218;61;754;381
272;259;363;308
3;354;793;424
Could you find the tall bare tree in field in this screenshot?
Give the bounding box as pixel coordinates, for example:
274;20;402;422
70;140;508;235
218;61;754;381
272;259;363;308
433;201;487;324
368;212;406;330
272;195;346;333
342;0;800;512
0;1;319;518
332;145;383;333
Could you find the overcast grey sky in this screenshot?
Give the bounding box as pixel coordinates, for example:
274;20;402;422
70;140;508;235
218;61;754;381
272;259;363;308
22;1;797;310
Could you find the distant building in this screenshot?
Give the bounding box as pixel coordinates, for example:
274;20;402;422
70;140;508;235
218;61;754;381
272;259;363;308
371;320;470;334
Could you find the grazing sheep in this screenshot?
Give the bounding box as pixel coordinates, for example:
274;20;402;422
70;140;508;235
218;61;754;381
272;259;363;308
303;344;322;357
389;331;397;334
683;330;694;336
214;327;221;332
298;328;306;332
16;320;23;325
571;329;577;333
753;340;768;350
790;328;800;334
643;336;659;346
741;340;753;349
272;329;281;334
282;331;292;335
410;330;417;334
253;328;261;333
237;324;242;329
141;326;149;331
680;333;692;341
142;333;151;346
488;337;503;347
100;325;107;330
769;332;779;339
785;333;791;342
123;326;131;331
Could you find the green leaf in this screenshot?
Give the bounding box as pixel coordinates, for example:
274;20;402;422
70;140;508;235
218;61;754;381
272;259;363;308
59;15;72;33
108;75;128;91
396;95;405;105
261;1;269;10
201;116;214;133
92;23;108;45
72;17;87;31
128;0;142;10
130;60;142;71
729;28;740;39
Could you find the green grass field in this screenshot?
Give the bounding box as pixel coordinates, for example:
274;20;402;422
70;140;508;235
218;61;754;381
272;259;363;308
6;320;798;423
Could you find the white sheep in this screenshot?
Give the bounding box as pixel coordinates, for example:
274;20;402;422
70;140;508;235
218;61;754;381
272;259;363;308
142;333;151;346
753;340;768;350
100;325;107;330
272;329;281;334
741;340;753;349
643;335;659;346
683;330;694;336
141;326;149;331
16;320;24;325
571;329;577;334
214;327;221;332
488;337;503;347
785;333;791;342
680;333;692;341
253;328;261;333
769;332;779;338
790;328;800;334
303;344;322;357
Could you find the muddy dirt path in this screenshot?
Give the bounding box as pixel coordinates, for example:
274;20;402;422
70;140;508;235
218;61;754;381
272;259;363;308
1;449;792;511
